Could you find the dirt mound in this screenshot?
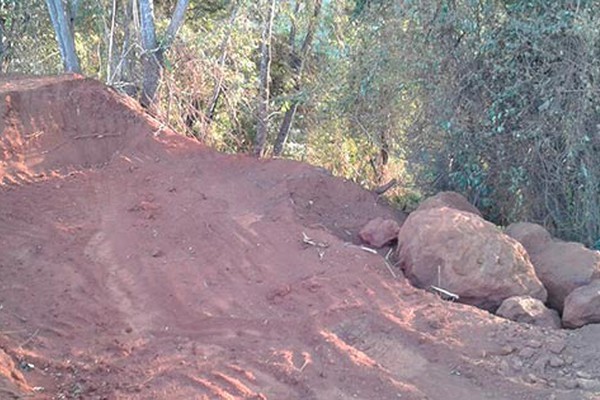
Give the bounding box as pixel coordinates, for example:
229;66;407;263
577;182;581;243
1;76;600;399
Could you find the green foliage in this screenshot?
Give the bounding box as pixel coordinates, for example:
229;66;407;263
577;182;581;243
352;0;600;246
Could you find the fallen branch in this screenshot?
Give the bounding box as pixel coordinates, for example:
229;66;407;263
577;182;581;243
302;232;329;248
381;247;399;278
374;178;398;195
382;259;398;279
299;359;310;373
73;133;122;139
343;243;377;254
430;285;459;301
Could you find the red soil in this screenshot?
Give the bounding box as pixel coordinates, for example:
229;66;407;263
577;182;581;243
0;76;599;399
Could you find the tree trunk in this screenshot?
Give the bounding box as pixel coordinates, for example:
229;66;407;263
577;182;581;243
0;17;5;72
112;0;135;91
138;0;189;108
45;0;81;73
273;0;322;156
273;102;298;155
68;0;80;39
254;0;276;157
162;0;189;50
138;0;161;107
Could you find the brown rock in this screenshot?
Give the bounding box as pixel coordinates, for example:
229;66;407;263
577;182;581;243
505;222;553;255
397;207;547;311
562;279;600;328
529;241;600;311
416;191;482;217
359;217;400;248
496;295;561;329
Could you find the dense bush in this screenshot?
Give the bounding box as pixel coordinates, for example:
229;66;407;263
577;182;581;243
351;1;600;247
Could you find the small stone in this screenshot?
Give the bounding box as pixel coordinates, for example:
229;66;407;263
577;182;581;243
528;340;542;348
547;341;566;354
549;356;564;368
498;345;515;355
509;357;523;371
496;295;561;329
359;217;400;248
532;356;549;373
151;249;164;258
561;379;578;389
518;347;536;359
564;356;574;365
498;360;510;374
576;371;593;379
576;378;599;390
524;373;543;384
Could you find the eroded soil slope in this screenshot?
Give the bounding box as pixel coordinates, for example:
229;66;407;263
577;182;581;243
1;76;599;399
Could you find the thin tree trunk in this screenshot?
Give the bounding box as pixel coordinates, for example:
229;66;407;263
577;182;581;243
138;0;161;107
206;3;239;123
254;0;276;157
274;102;299;154
162;0;189;50
45;0;81;73
185;3;239;139
0;17;5;71
138;0;189;108
106;0;118;82
273;0;322;156
112;0;135;91
68;0;80;39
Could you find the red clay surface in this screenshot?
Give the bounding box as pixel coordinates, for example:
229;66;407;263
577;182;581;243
1;76;599;399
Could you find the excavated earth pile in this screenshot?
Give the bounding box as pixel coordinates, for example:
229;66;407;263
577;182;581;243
1;75;600;399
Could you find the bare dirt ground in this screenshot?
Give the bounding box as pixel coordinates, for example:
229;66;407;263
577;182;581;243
0;75;599;399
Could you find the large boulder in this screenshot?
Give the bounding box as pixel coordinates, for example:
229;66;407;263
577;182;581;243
562;280;600;329
496;295;561;329
359;217;400;248
416;191;482;217
397;207;547;311
528;241;600;312
505;222;553;255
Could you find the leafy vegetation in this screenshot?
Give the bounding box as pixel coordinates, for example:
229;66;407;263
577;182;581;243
3;0;600;248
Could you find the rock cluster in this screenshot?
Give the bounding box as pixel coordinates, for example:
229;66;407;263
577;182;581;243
396;206;546;311
359;191;600;329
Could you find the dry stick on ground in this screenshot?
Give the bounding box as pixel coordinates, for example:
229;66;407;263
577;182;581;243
73;133;123;139
430;285;459;301
302;232;328;260
344;243;397;278
302;232;329;248
383;248;398;279
343;243;377;254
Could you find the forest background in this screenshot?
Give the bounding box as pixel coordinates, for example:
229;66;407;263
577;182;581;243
1;0;599;249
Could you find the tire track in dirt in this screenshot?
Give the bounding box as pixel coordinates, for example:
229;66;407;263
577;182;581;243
84;171;160;332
